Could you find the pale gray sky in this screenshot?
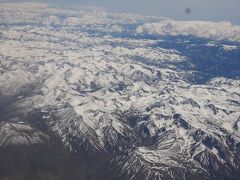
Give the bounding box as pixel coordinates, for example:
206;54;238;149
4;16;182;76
1;0;240;24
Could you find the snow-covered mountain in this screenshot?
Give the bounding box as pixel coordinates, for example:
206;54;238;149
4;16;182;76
0;3;240;180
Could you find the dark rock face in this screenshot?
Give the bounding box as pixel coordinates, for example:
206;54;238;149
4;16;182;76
0;137;118;180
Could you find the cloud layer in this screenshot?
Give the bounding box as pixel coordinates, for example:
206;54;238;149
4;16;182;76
136;20;240;41
1;3;240;42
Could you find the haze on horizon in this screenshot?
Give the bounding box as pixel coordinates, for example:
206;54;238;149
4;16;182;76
0;0;240;25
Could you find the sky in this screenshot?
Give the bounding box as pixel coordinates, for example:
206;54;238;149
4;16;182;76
1;0;240;25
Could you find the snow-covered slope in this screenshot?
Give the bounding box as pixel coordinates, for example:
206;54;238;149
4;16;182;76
0;3;240;180
0;121;48;146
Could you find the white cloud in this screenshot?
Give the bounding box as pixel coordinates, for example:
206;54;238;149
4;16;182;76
109;24;124;33
63;17;81;26
1;2;240;42
0;2;155;27
41;16;62;26
136;19;240;42
222;45;238;51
